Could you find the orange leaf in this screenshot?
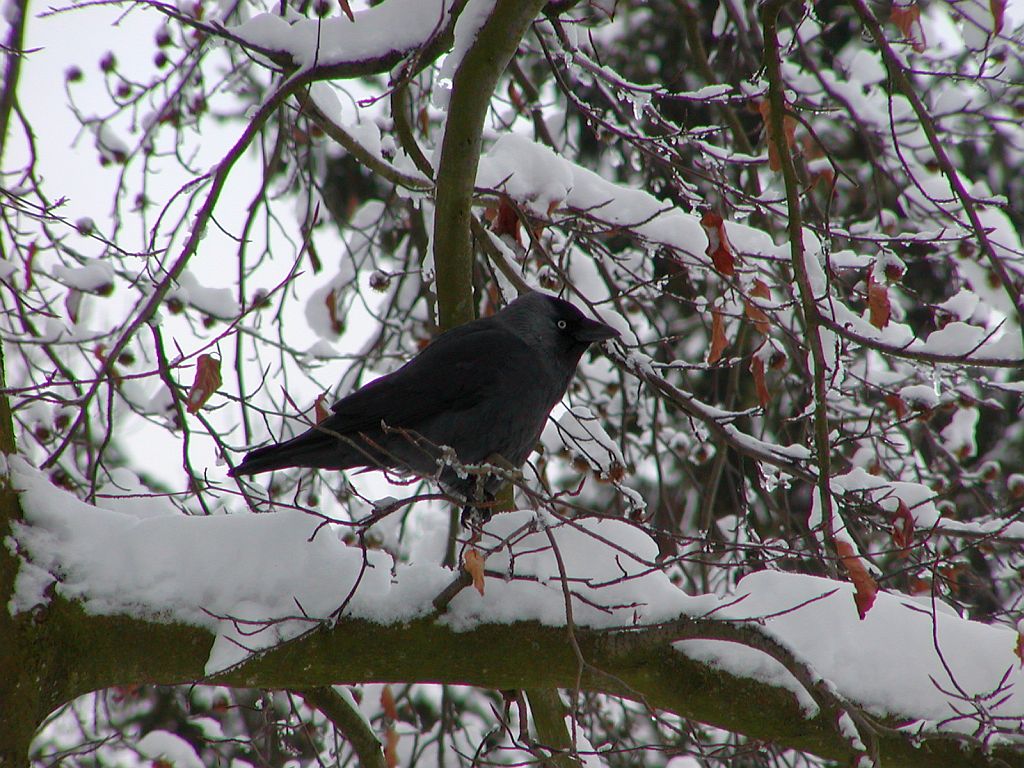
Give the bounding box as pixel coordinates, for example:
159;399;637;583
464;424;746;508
326;289;345;335
708;306;729;364
939;564;964;596
809;167;835;193
751;356;770;407
745;279;771;334
892;499;915;551
380;684;398;721
491;197;521;244
883;259;906;283
867;275;891;329
186;354;221;414
884;393;908;419
891;2;927;51
24;240;37;289
1016;631;1024;668
93;344;123;385
750;279;770;300
837;540;878;619
384;725;400;768
464;547;486;596
991;0;1005;34
909;577;931;595
603;462;626;483
508;81;524;112
701;211;735;276
757;99;797;172
65;289;82;324
338;0;354;22
314;393;330;424
111;684;142;703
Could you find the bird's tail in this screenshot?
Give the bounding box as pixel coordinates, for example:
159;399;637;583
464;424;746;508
228;429;342;477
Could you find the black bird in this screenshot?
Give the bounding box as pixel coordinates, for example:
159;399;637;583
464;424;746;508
228;292;619;517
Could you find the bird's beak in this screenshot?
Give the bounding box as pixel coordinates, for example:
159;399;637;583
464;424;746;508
575;317;620;343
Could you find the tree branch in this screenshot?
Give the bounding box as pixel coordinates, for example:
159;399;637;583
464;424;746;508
761;0;839;556
525;688;583;768
23;599;1022;768
300;686;387;768
849;0;1024;345
431;0;548;330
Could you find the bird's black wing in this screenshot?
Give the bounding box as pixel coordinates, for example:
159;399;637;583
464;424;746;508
323;321;533;434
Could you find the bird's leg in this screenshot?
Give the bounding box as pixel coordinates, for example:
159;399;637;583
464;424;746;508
460;475;496;527
461;512;484;547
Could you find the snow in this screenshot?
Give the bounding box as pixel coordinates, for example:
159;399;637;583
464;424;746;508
478;134;574;218
91;121;129;163
684;570;1024;734
0;259;17;281
824;289;1022;364
230;0;458;70
445;511;714;630
835;467;941;528
844;49;886;87
166;269;241;318
476;134;801;278
940;405;979;458
8;457;433;672
934;288;984;323
432;0;496;111
478;134;706;262
899;383;940;409
833;466;1024;540
553;406;625;477
51;260;115;293
3;0;22;23
306;83;431;190
137;730;204;768
922;322;990;356
10;457;1024;736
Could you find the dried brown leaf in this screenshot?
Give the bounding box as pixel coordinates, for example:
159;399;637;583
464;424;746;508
867;275;891;329
701;211;735;276
314;393;330;424
892;499;915;551
385;726;400;768
884;393;908;419
751;356;770;408
708;306;729;364
492;197;521;243
186;354;221;414
326;288;345;335
745;279;771;334
891;2;927;51
464;547;486;596
65;289;83;324
381;684;398;721
837;540;878;619
758;99;797;172
991;0;1005;34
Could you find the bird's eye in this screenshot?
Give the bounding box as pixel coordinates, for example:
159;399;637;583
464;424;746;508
557;320;568;330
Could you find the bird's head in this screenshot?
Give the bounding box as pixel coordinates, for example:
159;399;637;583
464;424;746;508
498;292;620;359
